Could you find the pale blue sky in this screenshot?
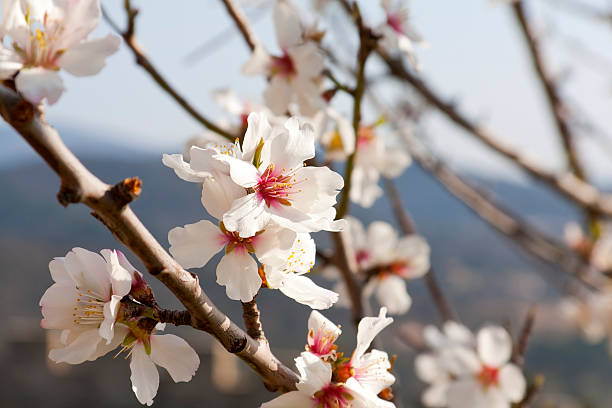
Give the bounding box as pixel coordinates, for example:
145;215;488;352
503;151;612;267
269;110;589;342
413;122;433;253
4;0;612;182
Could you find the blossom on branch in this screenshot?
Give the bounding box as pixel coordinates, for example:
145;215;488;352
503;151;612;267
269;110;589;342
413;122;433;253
0;0;120;104
262;308;396;408
377;0;425;69
242;0;325;116
40;248;199;406
415;324;526;408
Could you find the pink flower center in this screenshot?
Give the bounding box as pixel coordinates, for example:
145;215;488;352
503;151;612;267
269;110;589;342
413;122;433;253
355;249;370;266
312;383;353;408
255;164;301;208
387;13;404;34
357;126;376;147
219;222;259;253
270;51;296;78
477;365;499;388
307;328;338;358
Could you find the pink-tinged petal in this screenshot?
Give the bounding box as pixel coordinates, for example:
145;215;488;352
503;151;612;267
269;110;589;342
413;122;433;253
295;351;332;395
264;75;293;116
308;311;342;341
288;43;324;78
101;249;132;297
65;247;111;300
477;326;512;368
168;220;225;269
0;45;23;79
1;0;27;38
48;258;72;284
90;324;128;361
40;284;78;328
52;0;101;48
290;166;343;214
162;153;211;183
353;308;393;362
57;34;121;76
216;251;261;302
292;75;324;117
266;117;315;170
375;275;412;315
241;46;271;76
447;379;482;408
422;382;449;408
261;391;313;408
344;377;394;408
99;294;122;343
252;226;296;261
114;250;140;278
443;346;481;377
130;343;159;406
276;274;338;309
201;174;246;220
352;349;395;394
396;235;430;278
223;194;270;238
498;363;526;402
273;1;302;49
444;321;475;346
48;328;103;364
150;334;200;382
367;221;398;263
15;67;64;105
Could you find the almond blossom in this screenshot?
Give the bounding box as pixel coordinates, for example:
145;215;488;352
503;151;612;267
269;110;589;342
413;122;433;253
40;248;200;406
326;217;430;315
561;287;612;354
0;0;121;104
442;326;526;408
128;324;200;406
212;111;346;238
242;0;324;116
313;106;356;162
262;308;396;408
40;248;134;364
415;322;475;407
377;0;425;69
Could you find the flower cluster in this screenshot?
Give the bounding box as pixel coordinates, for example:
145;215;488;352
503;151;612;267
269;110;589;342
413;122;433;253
40;248;199;406
415;323;526;408
325;217;430;314
261;308;396;408
164;110;344;307
0;0;120;104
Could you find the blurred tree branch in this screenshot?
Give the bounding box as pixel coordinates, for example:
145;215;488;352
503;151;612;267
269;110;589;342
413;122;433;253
0;83;298;392
102;2;237;141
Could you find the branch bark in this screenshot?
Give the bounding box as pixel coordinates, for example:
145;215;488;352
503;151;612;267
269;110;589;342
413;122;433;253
378;49;612;218
0;84;298;392
219;0;259;51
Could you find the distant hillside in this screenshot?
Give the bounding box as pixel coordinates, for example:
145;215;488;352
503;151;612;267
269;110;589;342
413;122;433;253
2;154;610;407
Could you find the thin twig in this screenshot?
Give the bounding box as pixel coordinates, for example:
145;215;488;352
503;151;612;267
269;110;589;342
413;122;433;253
101;4;236;142
516;374;545;408
219;0;259;52
383;178;457;323
242;295;267;343
378;49;612;218
0;84;298;392
513;305;537;366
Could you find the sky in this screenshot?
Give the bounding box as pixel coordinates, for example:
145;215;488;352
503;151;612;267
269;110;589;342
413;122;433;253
3;0;612;184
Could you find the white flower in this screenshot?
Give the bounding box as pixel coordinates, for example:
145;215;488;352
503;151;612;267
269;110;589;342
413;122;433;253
0;0;120;104
261;351;392;408
263;232;338;309
351;124;411;208
40;248;134;364
377;0;425;69
445;326;526;408
242;0;324;116
561;288;612;353
313;107;356;161
129;325;200;406
415;322;475;407
213;111;346;238
306;310;342;359
328;217;429;315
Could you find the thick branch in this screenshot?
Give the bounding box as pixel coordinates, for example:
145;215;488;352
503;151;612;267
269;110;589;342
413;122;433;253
379;50;612;217
153;308;193;326
242;295;266;343
0;85;297;392
101;4;236;142
383;178;457;323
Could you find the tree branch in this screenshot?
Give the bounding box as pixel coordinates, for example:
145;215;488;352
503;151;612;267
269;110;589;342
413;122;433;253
101;3;237;142
242;295;267;344
0;84;298;392
378;49;612;218
219;0;259;52
513;305;536;367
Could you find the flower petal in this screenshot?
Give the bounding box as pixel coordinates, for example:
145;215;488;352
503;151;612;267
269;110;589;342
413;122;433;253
498;363;526;403
422;382;449;408
15;67;64;105
216;250;261;302
264;75;292;116
222;194;270;238
375;275;412;315
295;351;331;395
130;343;159;406
101;249;132;298
168;220;225;269
260;391;313;408
0;45;23;78
273;1;302;49
162;153;211;183
64;247;111;300
201;174;246;220
150;334;200;383
275;274;338;309
353;307;393;362
477;326;512;368
57;34;121;76
48;328;103;364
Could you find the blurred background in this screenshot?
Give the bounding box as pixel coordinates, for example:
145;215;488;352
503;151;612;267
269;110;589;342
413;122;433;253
2;0;612;406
